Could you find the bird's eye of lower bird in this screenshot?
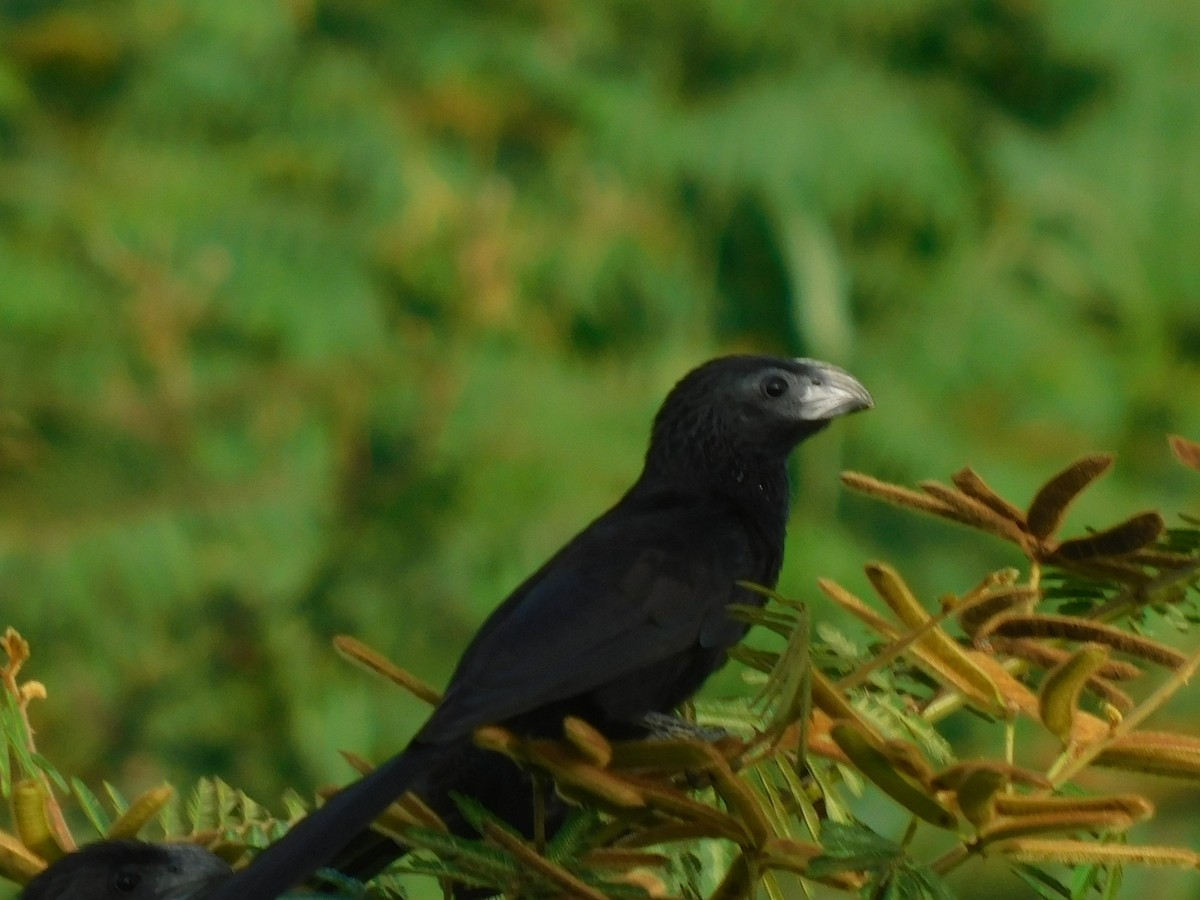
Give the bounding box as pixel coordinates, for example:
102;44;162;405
113;870;141;892
761;375;789;398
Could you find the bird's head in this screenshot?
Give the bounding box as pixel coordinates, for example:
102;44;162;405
21;840;233;900
646;355;873;480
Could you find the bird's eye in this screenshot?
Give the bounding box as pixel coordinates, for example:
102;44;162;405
113;869;141;892
761;376;789;398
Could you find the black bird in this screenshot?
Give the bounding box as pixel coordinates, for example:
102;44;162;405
21;840;232;900
205;355;872;900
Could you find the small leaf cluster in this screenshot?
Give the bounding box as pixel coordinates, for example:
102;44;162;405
2;437;1199;899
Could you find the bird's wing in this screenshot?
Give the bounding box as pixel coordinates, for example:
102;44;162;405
202;501;751;900
418;494;755;743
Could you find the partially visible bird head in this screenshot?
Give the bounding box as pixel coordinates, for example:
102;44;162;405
21;840;233;900
647;355;873;478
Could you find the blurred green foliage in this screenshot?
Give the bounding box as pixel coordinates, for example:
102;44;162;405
0;0;1198;896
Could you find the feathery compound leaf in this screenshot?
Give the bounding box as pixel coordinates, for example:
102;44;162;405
26;755;67;794
1026;454;1114;541
399;826;522;887
545;807;601;862
906;863;958;900
280;789;309;822
188;779;224;832
1050;512;1165;561
881;864;957;900
1169;435;1200;471
747;767;803;843
756;599;811;748
70;779;113;837
449;792;523;842
2;693;39;792
306;869;371;897
0;711;11;796
811;821;899;869
238;791;271;825
103;782;129;816
1010;861;1074;899
482;821;609;900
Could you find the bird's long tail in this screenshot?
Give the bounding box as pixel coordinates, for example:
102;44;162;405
204;742;439;900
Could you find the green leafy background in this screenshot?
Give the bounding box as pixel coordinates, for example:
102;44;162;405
1;1;1198;897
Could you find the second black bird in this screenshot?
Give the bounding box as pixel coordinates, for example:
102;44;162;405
22;840;232;900
206;354;873;899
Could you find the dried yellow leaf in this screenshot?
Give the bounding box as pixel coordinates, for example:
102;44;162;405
1038;644;1109;745
1095;731;1200;779
951;467;1026;524
106;785;175;841
994;838;1199;868
333;635;442;706
919;481;1027;543
0;829;46;885
980;809;1135;844
830;720;957;830
953;767;1007;828
11;780;65;864
563;716;613;768
866;562;1004;713
993;793;1152;822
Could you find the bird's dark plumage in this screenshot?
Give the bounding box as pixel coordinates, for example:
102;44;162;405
206;355;872;900
21;840;231;900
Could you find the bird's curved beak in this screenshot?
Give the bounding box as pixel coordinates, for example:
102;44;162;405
795;359;874;421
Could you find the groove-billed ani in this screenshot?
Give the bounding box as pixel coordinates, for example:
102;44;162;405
205;355;872;900
21;840;231;900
